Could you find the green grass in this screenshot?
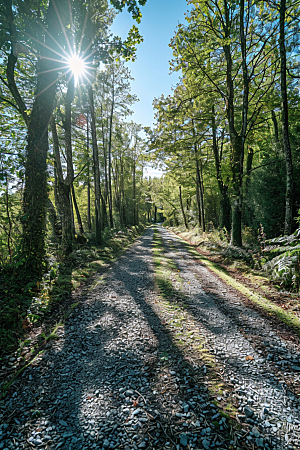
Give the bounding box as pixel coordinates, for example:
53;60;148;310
0;224;146;357
1;225;147;398
152;228;239;421
174;233;300;337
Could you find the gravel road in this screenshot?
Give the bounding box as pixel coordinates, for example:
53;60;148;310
0;226;300;450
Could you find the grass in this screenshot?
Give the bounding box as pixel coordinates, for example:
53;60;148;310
152;228;240;424
0;224;146;380
0;350;44;400
0;300;81;400
173;232;300;337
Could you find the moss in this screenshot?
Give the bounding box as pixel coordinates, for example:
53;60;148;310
176;235;300;337
152;227;239;423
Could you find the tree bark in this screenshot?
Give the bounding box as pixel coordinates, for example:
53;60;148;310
100;104;109;228
21;0;62;275
71;184;84;235
179;186;189;229
245;147;254;196
51;116;73;255
194;143;205;232
271;110;280;144
192;121;204;231
86;117;92;232
70;191;75;241
222;0;245;246
211;107;231;232
47;197;59;243
53;75;75;255
5;176;13;263
121;157;126;226
199;158;205;232
107;85;115;229
280;0;293;235
88;85;102;244
133;160;136;225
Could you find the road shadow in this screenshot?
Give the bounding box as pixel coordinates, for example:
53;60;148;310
1;228;296;450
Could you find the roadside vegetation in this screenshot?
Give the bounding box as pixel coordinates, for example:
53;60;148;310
0;224;145;398
167;225;300;338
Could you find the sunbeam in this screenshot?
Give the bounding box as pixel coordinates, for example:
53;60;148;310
68;54;86;85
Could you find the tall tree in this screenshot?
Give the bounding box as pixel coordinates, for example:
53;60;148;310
279;0;293;234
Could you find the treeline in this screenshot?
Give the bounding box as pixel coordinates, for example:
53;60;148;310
0;0;153;279
148;0;300;246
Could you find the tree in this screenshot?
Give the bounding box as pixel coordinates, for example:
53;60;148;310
279;0;293;234
0;0;148;275
169;0;280;245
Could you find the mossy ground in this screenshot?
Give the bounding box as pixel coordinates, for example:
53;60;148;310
152;228;240;429
170;226;300;338
0;225;146;369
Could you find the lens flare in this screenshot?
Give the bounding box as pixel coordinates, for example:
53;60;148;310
68;54;86;83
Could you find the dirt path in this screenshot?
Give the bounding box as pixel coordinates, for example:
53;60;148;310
0;227;299;450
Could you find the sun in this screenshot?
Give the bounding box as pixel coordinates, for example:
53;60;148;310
68;54;86;84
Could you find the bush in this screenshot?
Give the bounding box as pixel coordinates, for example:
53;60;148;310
242;227;258;247
263;247;300;289
222;245;253;264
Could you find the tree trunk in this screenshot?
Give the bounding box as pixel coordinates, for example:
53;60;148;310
71;184;84;235
70;191;75;241
245;147;254;196
88;85;102;244
154;205;157;223
107;87;114;229
223;2;244;246
194;145;205;232
271;110;280;144
192;121;203;230
47;197;58;243
220;191;231;233
211;107;231;232
133;160;136;225
137;192;140;225
51;117;73;255
5;176;13;263
87;171;92;232
280;0;293;235
57;75;75;255
179;186;189;229
199;160;205;232
100;104;109;227
86;117;92;232
21;0;61;275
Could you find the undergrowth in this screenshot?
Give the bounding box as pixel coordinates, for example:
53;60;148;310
0;224;145;357
171;228;300;337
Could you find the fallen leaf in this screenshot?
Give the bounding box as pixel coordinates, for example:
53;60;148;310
245;355;254;361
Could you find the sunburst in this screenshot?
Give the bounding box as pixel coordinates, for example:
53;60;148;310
68;53;87;85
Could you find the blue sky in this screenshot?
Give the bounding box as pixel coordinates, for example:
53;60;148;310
110;0;190;130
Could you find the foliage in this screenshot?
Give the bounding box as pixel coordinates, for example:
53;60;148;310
0;0;150;355
0;223;145;355
263;229;300;289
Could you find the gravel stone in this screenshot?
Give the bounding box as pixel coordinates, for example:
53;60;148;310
1;227;300;450
244;406;254;418
180;433;188;446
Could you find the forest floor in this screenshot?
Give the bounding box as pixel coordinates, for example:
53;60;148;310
0;226;300;450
